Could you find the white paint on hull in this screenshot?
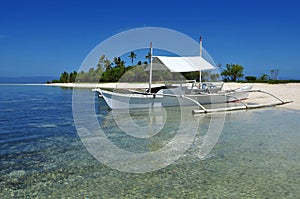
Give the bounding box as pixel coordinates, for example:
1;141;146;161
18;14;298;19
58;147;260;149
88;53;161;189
94;86;252;110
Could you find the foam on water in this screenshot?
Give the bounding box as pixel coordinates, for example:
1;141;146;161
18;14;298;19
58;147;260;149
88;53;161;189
27;123;58;128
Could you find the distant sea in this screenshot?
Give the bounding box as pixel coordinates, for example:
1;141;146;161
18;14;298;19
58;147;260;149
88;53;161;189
0;76;57;84
0;84;299;198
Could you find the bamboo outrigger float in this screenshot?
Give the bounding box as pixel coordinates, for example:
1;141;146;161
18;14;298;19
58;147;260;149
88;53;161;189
192;89;293;114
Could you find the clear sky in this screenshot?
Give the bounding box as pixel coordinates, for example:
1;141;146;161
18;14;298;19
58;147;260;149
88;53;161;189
0;0;299;79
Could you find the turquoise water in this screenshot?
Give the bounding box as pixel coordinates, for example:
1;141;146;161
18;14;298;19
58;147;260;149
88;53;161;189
0;85;299;198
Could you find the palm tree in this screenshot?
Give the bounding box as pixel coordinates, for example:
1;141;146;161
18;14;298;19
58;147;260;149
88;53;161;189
98;54;112;70
113;57;125;68
113;57;119;66
145;52;151;64
128;51;136;66
98;54;106;69
104;59;112;70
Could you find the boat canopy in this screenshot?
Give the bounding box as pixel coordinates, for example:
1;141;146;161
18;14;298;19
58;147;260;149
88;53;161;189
152;56;216;72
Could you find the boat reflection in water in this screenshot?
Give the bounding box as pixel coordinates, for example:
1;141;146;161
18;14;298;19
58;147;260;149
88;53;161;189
81;104;226;173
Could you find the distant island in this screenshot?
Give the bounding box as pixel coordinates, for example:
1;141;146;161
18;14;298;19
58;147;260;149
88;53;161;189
48;53;300;84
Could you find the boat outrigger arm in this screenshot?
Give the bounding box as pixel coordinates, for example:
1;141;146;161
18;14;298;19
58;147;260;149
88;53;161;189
192;89;293;114
123;88;292;114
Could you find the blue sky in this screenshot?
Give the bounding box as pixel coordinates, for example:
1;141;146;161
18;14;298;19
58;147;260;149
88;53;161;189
0;0;299;79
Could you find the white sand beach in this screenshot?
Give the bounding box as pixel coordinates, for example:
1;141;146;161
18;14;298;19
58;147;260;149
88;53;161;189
223;83;299;110
46;82;300;111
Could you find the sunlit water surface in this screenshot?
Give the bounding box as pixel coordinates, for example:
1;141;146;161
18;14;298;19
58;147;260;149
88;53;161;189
0;85;299;198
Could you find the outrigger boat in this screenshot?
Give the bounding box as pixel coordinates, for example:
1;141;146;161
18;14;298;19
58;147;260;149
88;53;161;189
93;39;292;114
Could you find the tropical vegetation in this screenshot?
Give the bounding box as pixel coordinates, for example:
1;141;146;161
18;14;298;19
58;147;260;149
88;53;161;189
47;51;296;84
221;64;244;82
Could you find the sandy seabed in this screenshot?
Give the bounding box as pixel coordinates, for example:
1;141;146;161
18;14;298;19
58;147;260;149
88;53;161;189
46;82;300;111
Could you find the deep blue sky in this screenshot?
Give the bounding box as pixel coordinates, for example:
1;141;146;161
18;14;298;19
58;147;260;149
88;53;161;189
0;0;299;79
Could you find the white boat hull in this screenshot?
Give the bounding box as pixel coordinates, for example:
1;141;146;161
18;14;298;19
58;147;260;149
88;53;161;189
93;86;253;109
99;89;164;109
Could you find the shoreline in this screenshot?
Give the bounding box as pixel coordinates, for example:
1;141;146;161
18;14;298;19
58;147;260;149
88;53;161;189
46;82;300;111
45;82;165;89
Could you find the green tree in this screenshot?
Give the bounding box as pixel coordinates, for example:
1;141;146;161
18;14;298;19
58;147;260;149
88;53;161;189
128;51;136;66
98;54;112;70
182;71;220;82
245;76;257;81
270;69;279;80
104;59;112;70
181;71;199;80
59;71;69;83
221;64;244;81
98;54;105;69
145;52;151;64
76;71;87;82
69;71;77;82
259;73;270;81
113;57;125;68
87;67;103;82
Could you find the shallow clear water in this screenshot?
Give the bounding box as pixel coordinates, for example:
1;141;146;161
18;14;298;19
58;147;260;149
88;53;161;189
0;85;299;198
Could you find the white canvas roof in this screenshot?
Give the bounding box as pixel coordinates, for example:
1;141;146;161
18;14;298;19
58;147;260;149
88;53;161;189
152;56;216;72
